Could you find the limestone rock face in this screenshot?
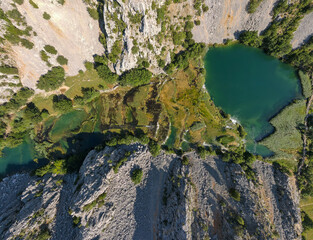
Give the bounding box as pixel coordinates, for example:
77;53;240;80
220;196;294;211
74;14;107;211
102;0;165;74
192;0;279;44
0;144;302;239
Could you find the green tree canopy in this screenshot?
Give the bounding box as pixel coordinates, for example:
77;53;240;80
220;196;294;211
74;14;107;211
119;68;152;87
37;67;65;91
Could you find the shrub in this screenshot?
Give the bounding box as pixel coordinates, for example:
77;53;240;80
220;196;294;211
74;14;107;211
29;0;38;8
194;20;201;25
87;7;99;20
119;68;152;87
37;67;65;91
43;12;51;20
181;156;189;165
229;188;240;201
14;0;24;5
56;55;68;65
44;45;57;54
72;216;81;226
148;139;160;157
247;0;264;13
24;102;42;123
236;215;245;226
0;66;18;75
172;31;186;46
21;38;34;49
131;168;143;185
302;211;313;231
132;46;139;54
52;94;72;112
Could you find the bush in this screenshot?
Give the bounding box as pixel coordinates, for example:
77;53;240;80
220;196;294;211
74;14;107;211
56;55;68;65
52;94;72;112
302;211;313;231
14;0;24;5
229;188;240;201
148;139;160;157
21;38;34;49
35;160;67;177
37;67;65;91
131;168;143;185
181;156;189;165
29;0;38;8
247;0;264;13
96;64;118;84
43;12;51;20
119;68;152;87
0;65;18;74
44;45;57;54
87;7;99;20
194;20;201;25
24;102;42;123
239;31;262;47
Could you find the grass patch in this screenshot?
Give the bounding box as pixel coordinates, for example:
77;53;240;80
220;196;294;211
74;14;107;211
65;69;106;99
299;70;312;98
301;197;313;239
260;100;306;160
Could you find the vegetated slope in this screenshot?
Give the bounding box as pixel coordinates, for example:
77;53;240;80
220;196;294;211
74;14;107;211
0;0;103;102
0;143;301;239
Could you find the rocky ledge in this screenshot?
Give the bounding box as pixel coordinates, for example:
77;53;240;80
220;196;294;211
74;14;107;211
0;143;302;239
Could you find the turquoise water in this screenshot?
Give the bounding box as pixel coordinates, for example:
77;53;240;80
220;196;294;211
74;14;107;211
204;44;302;155
0;138;36;175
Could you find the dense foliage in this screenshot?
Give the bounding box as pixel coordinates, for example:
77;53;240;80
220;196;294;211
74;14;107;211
131;168;143;185
52;94;73;112
96;64;118;84
239;31;262;48
37;67;65;91
118;68;152;87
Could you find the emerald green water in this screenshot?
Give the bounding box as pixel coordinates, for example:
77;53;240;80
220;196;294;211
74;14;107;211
204;44;302;155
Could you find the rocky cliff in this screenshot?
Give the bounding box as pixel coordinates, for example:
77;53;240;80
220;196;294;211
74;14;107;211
0;143;302;239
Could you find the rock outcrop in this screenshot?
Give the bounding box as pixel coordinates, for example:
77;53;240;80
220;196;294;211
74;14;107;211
0;143;302;239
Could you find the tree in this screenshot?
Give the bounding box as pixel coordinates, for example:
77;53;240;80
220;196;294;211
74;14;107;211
131;168;143;185
37;67;65;91
96;64;118;84
24;102;42;123
52;95;72;112
148;139;160;157
119;68;152;87
239;31;262;47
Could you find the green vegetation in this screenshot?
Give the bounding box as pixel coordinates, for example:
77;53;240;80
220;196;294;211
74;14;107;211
131;168;143;185
119;68;152;87
260;100;306;160
35;229;51;240
83;192;107;211
299;71;312;99
87;7;99;20
29;0;39;8
13;0;24;5
0;66;18;75
43;12;51;20
181;156;189;165
128;12;142;24
37;67;65;91
35;160;67;177
52;95;73;112
148;140;160;157
72;216;81;226
247;0;264;13
108;40;122;63
57;55;68;65
44;45;57;55
96;64;118;84
229;188;240;201
113;157;128;173
239;31;262;48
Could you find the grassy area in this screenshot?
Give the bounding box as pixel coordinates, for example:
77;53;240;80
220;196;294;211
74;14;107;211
301;197;313;239
64;68;107;99
261;100;306;160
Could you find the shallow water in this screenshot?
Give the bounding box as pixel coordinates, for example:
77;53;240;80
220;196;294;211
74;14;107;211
204;44;302;155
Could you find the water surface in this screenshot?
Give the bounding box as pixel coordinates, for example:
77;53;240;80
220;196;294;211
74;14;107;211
204;44;302;155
